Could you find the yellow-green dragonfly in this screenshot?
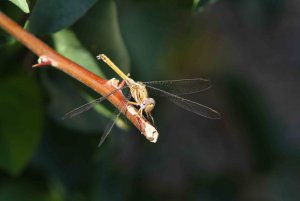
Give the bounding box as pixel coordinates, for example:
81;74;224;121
64;54;221;146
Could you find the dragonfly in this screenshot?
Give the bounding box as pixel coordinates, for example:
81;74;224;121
63;54;221;146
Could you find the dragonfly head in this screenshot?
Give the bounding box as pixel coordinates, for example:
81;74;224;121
142;98;155;113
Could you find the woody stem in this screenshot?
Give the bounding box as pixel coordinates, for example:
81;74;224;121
0;11;159;143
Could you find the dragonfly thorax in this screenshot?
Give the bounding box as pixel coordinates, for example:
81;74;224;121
129;82;149;103
128;81;155;114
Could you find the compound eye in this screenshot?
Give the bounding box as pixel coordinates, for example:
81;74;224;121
142;99;148;105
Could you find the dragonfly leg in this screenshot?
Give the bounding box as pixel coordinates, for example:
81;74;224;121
146;112;156;128
118;79;126;88
137;108;145;117
127;100;145;117
127;101;139;106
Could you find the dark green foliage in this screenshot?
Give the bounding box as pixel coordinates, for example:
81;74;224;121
28;0;97;35
1;0;300;201
193;0;218;12
72;0;130;73
0;75;42;175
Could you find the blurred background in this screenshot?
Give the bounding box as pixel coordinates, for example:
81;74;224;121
0;0;300;200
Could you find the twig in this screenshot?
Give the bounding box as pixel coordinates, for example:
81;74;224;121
0;11;159;143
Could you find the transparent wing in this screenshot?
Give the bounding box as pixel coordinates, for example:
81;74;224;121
146;85;221;119
98;93;131;147
98;108;123;147
143;78;211;96
62;86;128;119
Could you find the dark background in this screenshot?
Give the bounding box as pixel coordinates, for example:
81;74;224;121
0;0;299;200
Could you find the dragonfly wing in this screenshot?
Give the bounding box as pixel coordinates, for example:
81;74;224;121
62;86;128;119
62;96;108;120
98;92;132;147
98;108;123;147
168;97;221;119
146;85;221;119
143;78;211;95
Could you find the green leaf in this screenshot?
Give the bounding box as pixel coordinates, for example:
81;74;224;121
28;0;97;35
40;70;106;133
72;0;130;74
0;179;65;201
115;3;172;80
0;75;42;175
193;0;218;12
41;69;128;133
51;29;129;131
53;29;104;77
9;0;30;13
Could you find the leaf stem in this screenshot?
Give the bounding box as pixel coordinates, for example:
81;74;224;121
0;11;159;143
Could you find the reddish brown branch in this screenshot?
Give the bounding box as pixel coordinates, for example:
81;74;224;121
0;11;158;142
